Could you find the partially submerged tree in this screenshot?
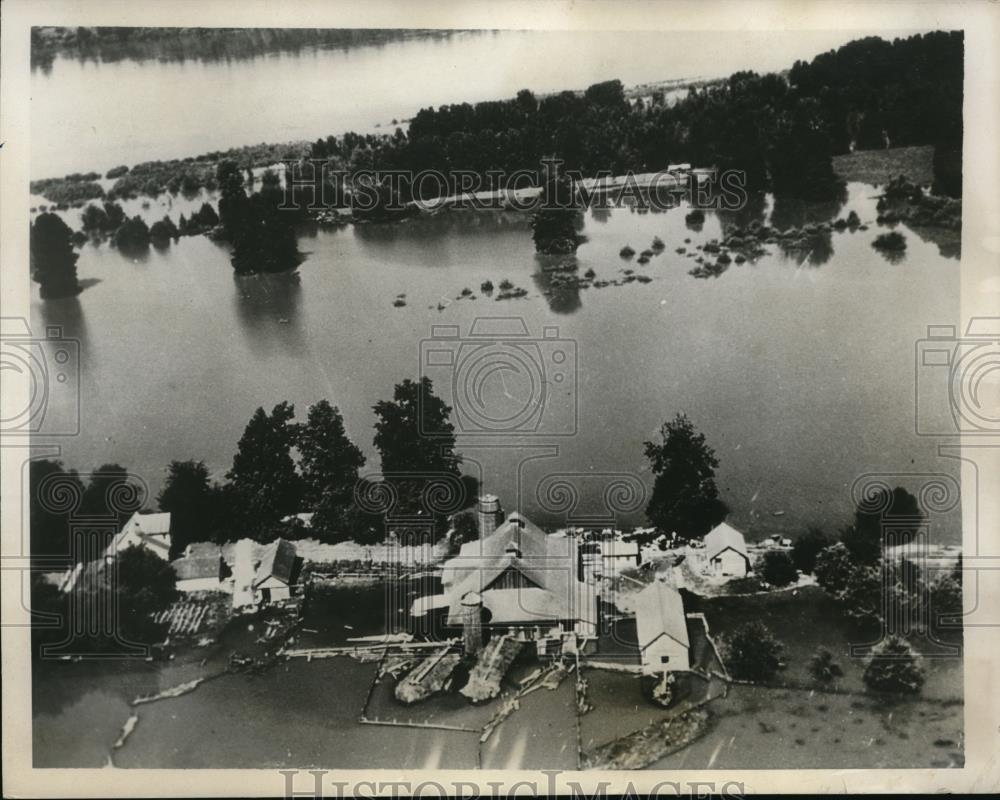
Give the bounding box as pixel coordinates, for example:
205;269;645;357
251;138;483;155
641;414;728;543
30;212;80;298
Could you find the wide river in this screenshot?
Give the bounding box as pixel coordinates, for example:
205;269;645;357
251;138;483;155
29;30;961;542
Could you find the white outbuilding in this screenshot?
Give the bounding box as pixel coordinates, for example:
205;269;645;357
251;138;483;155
635;580;690;674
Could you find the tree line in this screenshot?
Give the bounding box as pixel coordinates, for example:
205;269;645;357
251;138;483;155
30;377;470;565
303;31;961;203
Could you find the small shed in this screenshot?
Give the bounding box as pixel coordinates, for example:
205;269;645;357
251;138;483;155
635;580;690;674
252;538;298;604
171;545;229;593
703;522;751;577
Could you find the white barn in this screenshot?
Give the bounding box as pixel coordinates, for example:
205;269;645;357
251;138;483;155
635;581;690;674
105;511;172;561
703;522;751;577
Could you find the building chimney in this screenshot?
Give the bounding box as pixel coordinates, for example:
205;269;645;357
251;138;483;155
477;494;503;540
461;591;484;655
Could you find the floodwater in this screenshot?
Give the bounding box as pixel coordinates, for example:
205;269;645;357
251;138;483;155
28;28;933;179
33;182;962;540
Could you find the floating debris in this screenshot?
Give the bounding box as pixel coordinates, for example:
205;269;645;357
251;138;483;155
132;677;203;706
112;714;139;749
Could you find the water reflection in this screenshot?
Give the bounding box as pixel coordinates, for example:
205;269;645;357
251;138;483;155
769;188;847;231
233;271;304;353
532;255;583;314
715;191;769;236
35;294;90;368
776;232;836;267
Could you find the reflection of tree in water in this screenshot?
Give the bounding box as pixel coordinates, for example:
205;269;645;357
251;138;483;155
715;191;768;238
874;246;907;265
351;210;530;244
233;271;304;352
777;232;835;267
589;206;611;225
532;255;582;315
35;294;90;368
769;188;847;231
908;225;961;260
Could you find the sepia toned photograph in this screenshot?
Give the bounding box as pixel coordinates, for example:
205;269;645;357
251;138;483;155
2;1;998;796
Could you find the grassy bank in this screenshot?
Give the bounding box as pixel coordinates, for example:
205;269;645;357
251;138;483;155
833;145;935;186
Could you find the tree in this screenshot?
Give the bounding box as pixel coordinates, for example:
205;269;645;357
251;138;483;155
297;400;366;539
759;550;798;587
814;542;854;596
29;459;84;558
227;403;303;537
808;647;844;683
843;486;923;565
30;212;80;298
792;526;832;573
158;460;215;557
113;215;151;252
451;510;479;546
641;414;728;543
149;215;179;247
929;573;962;628
840;565;884;629
723;621;784;682
108;546;179;645
863;635;925;695
372;378;462;541
80;463;144;536
531;166;582;254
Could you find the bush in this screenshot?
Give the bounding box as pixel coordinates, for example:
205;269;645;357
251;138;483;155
808;647;844;682
863;635;925;695
792;527;832;573
814;542;854;596
759;550;798;587
872;231;906;252
106;164;129;179
723;620;784;682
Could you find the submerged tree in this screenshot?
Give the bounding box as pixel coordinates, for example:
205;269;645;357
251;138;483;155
723;621;784;682
531;166;583;254
641;413;728;543
30;212;80;298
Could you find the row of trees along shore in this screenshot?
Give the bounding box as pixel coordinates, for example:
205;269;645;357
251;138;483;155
30;378;467;561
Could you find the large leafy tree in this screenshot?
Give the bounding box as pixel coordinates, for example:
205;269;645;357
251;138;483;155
372;378;462;541
791;526;833;574
227;402;303;537
157;460;216;557
842;486;924;566
80;464;144;554
641;413;728;543
30;212;80;298
297;400;366;539
29;459;84;558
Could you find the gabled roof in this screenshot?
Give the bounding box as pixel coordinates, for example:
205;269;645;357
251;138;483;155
253;538;297;588
704;522;749;561
441;511;593;626
635;581;689;651
126;511;172;536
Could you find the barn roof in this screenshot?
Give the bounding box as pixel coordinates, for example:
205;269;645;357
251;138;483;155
704;522;749;560
635;581;689;651
253;538;297;587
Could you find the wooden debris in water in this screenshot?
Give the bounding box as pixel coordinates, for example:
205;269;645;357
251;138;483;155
132;677;203;706
394;648;462;705
460;636;524;704
112;714;139;749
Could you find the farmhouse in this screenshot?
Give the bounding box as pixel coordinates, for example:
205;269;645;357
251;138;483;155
105;511;172;561
635;580;690;674
415;502;598;655
703;522;751;577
